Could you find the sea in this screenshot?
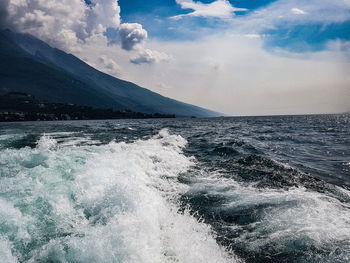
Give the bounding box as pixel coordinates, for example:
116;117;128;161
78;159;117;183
0;114;349;263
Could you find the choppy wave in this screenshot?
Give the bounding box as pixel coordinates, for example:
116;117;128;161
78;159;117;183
0;129;237;263
0;115;349;263
181;168;350;262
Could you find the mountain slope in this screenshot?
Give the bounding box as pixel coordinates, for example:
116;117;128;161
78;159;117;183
0;29;221;117
0;33;130;110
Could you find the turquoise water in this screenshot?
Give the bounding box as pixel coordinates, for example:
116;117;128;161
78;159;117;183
0;115;349;262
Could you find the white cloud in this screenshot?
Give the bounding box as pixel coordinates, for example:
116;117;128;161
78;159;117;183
116;34;350;115
156;82;170;90
97;55;121;76
130;49;170;65
118;23;148;51
4;0;89;51
2;0;167;65
230;0;350;34
172;0;247;20
291;8;307;15
86;0;121;30
244;34;261;39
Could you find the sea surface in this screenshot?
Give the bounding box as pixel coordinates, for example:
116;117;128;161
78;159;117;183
0;114;349;263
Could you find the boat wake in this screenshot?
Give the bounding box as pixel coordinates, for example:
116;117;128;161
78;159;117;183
0;129;237;263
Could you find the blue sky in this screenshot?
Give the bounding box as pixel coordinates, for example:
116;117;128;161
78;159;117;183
3;0;350;115
116;0;350;53
117;0;259;40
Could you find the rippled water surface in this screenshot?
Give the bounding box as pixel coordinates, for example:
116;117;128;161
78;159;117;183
0;114;349;262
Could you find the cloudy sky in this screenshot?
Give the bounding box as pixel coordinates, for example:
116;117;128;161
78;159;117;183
1;0;350;115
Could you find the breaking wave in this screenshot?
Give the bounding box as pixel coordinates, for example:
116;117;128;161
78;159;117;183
1;114;349;263
0;129;237;263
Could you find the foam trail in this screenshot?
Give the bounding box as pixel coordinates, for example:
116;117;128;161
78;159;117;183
0;129;237;263
184;171;350;262
0;237;18;263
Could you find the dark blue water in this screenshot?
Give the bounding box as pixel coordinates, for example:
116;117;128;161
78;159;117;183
0;114;349;262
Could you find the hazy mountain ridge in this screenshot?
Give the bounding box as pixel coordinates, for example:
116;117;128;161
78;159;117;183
0;29;221;117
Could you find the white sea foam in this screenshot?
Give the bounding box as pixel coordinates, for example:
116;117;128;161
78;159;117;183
0;129;237;263
42;132;101;147
187;171;350;261
0;237;18;263
36;135;58;150
0;132;26;149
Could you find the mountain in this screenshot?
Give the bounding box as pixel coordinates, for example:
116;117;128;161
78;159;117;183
0;29;221;117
